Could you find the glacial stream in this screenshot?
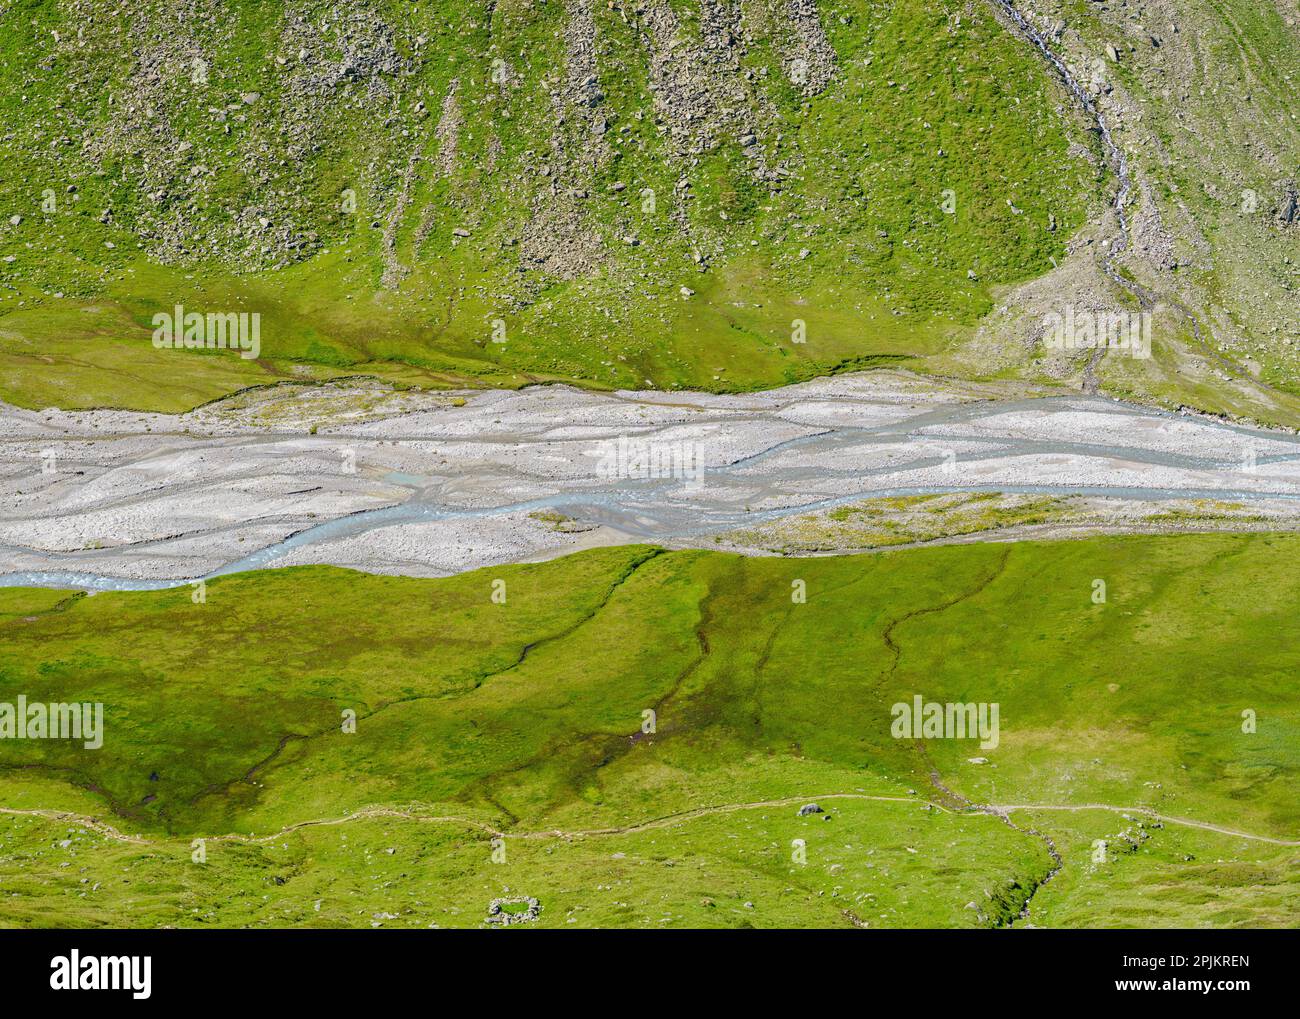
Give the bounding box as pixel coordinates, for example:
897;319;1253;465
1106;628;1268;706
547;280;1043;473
4;391;1300;592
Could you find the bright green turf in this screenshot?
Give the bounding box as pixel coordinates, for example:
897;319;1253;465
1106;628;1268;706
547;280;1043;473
0;533;1296;927
1013;808;1300;929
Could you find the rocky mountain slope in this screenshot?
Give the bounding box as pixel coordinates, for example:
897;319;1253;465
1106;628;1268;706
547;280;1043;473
0;0;1094;407
0;0;1295;424
944;0;1300;426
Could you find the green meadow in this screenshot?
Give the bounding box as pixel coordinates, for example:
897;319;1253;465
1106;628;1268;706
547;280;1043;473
0;533;1295;928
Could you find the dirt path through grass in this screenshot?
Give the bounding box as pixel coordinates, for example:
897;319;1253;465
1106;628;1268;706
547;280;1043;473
6;795;1297;849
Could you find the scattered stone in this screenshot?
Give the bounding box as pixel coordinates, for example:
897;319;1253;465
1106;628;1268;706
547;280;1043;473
1278;186;1298;226
485;896;541;925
